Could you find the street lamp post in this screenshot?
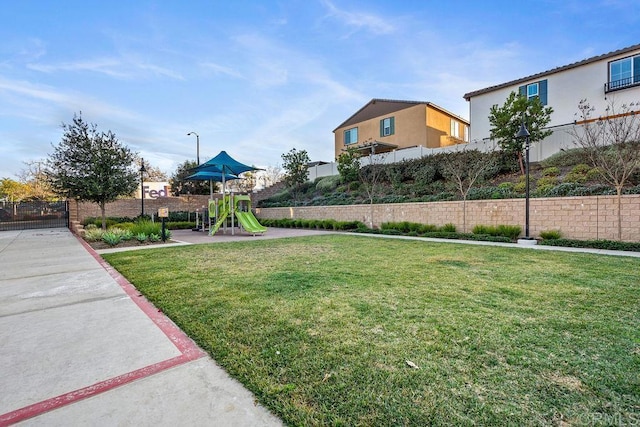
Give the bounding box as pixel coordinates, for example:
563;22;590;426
140;158;146;218
516;120;535;243
187;132;200;165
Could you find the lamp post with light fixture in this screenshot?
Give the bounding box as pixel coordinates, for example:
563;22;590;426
515;119;534;242
187;131;200;165
140;158;146;217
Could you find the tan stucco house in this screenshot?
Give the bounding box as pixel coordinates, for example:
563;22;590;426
333;99;469;160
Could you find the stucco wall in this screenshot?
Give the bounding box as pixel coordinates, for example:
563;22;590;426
255;195;640;242
468;47;640;142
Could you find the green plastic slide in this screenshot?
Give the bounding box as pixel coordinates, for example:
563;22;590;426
235;211;267;233
209;208;229;235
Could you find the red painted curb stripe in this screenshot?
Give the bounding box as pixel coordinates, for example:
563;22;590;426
0;235;206;426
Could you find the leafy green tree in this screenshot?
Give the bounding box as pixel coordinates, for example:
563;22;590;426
569;98;640;240
281;148;310;203
46;113;138;229
337;146;360;184
489;91;553;174
169;160;212;196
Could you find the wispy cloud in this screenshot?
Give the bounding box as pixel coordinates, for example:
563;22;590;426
200;62;244;79
26;55;184;80
320;0;395;36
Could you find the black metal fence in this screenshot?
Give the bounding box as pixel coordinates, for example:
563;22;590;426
0;201;69;231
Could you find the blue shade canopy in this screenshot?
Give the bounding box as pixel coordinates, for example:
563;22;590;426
185;171;239;182
194;151;260;175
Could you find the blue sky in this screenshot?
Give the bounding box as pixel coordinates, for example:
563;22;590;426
1;0;638;179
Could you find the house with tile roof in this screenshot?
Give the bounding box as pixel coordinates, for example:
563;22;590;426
332;99;469;160
463;43;640;148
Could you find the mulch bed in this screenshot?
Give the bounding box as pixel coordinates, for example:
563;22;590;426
87;239;176;250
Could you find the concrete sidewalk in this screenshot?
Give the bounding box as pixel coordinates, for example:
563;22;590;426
0;228;282;426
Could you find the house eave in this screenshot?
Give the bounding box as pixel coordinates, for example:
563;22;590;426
463;43;640;101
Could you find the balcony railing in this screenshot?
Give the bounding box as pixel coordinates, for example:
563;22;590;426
605;76;640;93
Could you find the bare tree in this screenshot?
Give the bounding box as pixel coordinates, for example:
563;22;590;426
440;148;498;232
18;160;56;200
257;165;283;189
569;98;640;240
358;140;389;228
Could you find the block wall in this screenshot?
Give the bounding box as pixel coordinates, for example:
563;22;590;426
255;195;640;242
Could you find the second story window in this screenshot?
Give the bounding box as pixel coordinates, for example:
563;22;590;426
527;83;539;100
519;80;548;105
380;117;395;137
450;119;460;138
344;127;358;145
608;55;640;91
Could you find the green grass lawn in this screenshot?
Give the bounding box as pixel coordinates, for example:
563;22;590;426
103;235;640;426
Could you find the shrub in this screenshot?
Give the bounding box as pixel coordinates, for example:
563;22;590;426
541;166;560;177
496;224;522;240
131;219;161;236
321;219;336;230
149;233;161;242
316;175;341;193
540;147;590;168
473;224;521;240
440;223;456;232
166;221;196;230
539;238;640;252
85;223;97;230
84;229;103;242
135;233;148;242
540;229;562;240
101;232;121;246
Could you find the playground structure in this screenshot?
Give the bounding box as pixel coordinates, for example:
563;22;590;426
206;194;267;236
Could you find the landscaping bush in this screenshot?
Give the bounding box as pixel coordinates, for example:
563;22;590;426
101;231;121;246
131;219;162;236
83;228;103;242
539;238;640;252
540;229;562;240
166;221;196;230
316;175;341;193
472;224;521;240
440;223;456;233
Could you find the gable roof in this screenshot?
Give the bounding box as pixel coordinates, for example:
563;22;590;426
334;98;468;132
463;43;640;101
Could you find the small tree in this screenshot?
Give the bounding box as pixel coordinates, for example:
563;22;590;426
489;91;553;174
569;98;640;241
358;142;389;228
169;160;211;196
281;148;310;204
441;148;498;232
337;146;360;184
230;169;257;193
46;113;138;229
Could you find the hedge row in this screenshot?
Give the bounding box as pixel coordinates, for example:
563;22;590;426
538;238;640;252
259;218;366;230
